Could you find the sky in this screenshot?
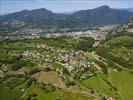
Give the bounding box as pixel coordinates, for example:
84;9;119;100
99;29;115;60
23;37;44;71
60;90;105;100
0;0;133;15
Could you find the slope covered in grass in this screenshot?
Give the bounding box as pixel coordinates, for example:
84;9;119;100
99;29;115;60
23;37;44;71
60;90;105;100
111;71;133;100
96;34;133;69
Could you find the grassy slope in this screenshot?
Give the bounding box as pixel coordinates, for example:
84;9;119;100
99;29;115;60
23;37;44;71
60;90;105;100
0;86;22;100
111;71;133;100
106;35;133;47
80;70;133;100
96;34;133;69
81;36;133;100
80;75;117;98
25;84;93;100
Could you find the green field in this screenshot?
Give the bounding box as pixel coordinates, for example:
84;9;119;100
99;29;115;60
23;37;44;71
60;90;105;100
23;83;94;100
80;74;120;99
80;70;133;100
96;34;133;69
0;86;22;100
111;71;133;100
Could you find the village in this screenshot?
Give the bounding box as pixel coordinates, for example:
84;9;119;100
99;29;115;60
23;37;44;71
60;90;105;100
21;43;103;84
0;24;114;41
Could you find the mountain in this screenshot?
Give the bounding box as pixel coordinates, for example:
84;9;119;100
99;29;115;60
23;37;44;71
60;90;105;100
126;8;133;12
0;8;86;28
73;5;133;25
0;8;68;25
118;8;133;12
0;5;133;28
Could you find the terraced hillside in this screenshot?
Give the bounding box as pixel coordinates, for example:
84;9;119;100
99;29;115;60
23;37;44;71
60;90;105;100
96;33;133;69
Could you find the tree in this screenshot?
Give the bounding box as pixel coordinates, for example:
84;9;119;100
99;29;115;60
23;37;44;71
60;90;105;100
77;37;95;51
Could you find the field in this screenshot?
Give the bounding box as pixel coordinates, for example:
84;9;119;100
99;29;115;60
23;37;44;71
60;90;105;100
80;70;133;100
111;71;133;100
23;83;94;100
96;34;133;69
32;71;64;87
80;74;120;99
0;86;22;100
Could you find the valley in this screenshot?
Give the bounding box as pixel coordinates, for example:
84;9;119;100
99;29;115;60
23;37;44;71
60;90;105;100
0;4;133;100
0;26;133;100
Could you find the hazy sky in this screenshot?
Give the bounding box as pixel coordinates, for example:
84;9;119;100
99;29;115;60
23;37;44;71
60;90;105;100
0;0;133;15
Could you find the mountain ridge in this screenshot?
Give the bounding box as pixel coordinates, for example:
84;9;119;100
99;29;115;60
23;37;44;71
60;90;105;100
1;5;133;28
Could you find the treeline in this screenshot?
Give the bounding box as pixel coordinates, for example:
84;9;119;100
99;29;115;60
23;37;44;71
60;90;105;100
0;53;36;71
76;37;95;51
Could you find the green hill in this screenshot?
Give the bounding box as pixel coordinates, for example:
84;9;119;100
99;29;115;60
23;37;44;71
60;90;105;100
96;34;133;69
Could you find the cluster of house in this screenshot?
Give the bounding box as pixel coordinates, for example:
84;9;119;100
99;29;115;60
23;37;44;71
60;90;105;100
56;51;102;81
0;42;104;85
22;44;102;81
43;30;108;40
1;25;109;41
62;30;107;40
